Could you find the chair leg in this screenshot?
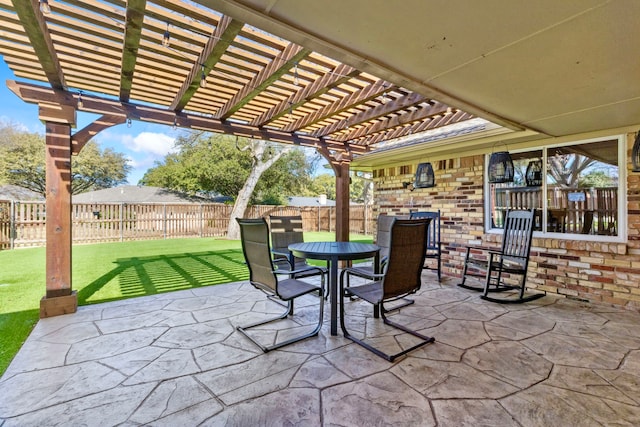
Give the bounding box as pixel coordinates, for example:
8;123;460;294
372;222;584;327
480;263;545;304
339;281;434;362
237;292;324;352
458;248;492;292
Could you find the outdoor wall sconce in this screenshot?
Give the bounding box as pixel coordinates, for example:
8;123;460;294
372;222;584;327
525;159;543;186
633;131;640;172
414;162;436;188
488;151;514;183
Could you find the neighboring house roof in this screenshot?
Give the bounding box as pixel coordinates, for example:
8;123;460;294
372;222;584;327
287;196;336;207
73;186;216;204
0;184;44;201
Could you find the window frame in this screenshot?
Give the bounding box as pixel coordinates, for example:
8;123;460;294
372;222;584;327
483;134;627;242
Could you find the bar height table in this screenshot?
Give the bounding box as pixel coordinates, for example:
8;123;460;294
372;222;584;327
289;241;380;336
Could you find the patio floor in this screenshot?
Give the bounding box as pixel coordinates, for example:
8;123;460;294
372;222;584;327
2;272;640;426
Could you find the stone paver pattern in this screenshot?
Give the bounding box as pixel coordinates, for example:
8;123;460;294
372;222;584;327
2;273;640;426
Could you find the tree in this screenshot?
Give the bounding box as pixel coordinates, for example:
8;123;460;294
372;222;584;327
547;154;595;187
0;122;130;195
141;132;317;239
141;132;313;204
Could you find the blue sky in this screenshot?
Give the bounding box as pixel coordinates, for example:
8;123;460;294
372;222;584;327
0;61;180;184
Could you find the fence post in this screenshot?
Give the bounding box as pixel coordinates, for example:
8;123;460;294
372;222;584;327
120;203;124;242
10;200;16;250
200;204;204;237
163;204;167;239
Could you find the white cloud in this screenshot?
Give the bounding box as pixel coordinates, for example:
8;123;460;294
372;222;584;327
127;132;177;156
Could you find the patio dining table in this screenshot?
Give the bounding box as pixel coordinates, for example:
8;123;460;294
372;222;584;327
289;241;380;335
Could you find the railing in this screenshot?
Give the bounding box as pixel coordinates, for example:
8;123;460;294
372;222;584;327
0;201;373;250
493;186;617;235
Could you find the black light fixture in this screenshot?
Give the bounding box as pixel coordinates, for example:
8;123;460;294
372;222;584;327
633;131;640;172
525;159;543;186
414;162;436;188
200;65;207;88
488;151;514;183
162;22;171;48
39;0;51;14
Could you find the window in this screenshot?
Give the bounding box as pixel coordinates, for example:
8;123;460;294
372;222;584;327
487;135;623;239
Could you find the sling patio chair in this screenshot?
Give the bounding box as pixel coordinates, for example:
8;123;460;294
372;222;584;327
269;215;328;288
458;208;544;303
344;214;414;313
236;218;325;352
339;218;435;362
409;210;442;280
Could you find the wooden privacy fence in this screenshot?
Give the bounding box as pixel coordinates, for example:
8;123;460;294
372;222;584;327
0;201;373;250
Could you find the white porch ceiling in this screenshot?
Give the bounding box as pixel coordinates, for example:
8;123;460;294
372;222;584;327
204;0;640;138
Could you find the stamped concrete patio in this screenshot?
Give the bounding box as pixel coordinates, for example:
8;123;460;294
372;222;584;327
2;273;640;426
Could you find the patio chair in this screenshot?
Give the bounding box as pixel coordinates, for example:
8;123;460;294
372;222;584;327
236;218;325;352
339;218;435;361
269;215;328;284
409;210;442;280
458;209;543;303
344;214;414;313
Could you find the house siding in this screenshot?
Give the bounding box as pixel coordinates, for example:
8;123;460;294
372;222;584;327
372;132;640;310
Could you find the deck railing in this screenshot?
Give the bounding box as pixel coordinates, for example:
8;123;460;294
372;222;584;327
0;201;373;249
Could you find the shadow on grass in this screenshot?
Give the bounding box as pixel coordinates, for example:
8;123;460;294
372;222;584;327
78;249;249;305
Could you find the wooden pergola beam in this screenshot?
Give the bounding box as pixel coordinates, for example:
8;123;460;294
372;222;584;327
11;0;65;90
338;101;449;142
120;0;146;102
314;92;427;138
283;79;393;132
250;63;360;127
216;42;311;119
171;16;244;111
7;80;368;154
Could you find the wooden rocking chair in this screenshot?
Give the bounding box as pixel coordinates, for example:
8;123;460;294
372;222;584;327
458;209;544;303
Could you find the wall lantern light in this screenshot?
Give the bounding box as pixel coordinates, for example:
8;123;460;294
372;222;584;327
488;151;514;183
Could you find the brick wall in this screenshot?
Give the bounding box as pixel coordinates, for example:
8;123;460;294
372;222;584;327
372;133;640;310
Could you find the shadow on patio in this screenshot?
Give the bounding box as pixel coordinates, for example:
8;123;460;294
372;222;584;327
2;272;640;425
77;250;249;305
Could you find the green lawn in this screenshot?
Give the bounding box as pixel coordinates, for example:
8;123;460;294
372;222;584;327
0;232;372;376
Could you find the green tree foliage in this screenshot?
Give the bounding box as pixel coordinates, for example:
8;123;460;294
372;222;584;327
0;122;130;196
141;132;314;204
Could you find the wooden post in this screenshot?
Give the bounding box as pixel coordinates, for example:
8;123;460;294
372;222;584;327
40;121;77;317
334;162;350;242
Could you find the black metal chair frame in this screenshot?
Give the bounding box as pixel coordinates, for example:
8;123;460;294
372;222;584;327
409;210;442;280
340;218;435;361
458;208;544;303
236;218;325;352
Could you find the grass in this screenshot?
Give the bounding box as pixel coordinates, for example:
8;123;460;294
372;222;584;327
0;232;372;376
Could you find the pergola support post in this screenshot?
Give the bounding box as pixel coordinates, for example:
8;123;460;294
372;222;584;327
40;112;77;318
334;162;350;242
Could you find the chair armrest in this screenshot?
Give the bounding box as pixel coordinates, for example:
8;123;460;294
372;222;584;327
272;248;291;258
340;266;385;283
275;265;326;277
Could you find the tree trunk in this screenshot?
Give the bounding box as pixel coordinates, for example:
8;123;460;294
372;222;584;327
226;142;290;239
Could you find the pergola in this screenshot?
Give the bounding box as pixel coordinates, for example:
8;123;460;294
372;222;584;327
1;0;639;317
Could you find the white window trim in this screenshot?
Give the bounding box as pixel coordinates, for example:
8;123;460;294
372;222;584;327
484;134;627;243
